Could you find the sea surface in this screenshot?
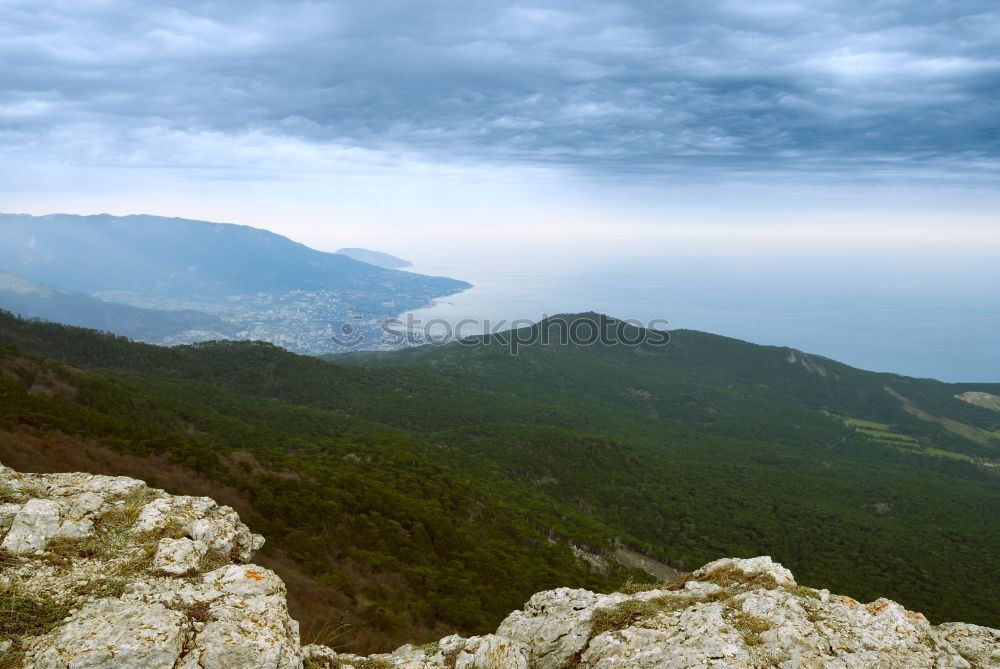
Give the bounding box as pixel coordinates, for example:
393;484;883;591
397;236;1000;383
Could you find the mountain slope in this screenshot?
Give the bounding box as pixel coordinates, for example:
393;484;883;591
0;311;997;649
0;213;470;353
0;313;632;652
336;247;412;269
0;271;233;342
0;213;465;298
348;315;1000;457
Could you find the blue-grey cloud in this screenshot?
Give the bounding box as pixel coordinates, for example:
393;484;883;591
1;0;998;183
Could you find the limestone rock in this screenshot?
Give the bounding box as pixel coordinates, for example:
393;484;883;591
153;537;209;575
582;616;753;668
0;463;289;669
496;588;629;668
453;634;530;669
55;517;94;539
0;502;21;531
938;623;1000;668
496;557;989;669
692;555;796;586
1;499;61;554
302;644;340;668
338;634;530;669
134;495;264;562
133;495;217;535
64;490;105;519
30;599;187;668
190;505;265;563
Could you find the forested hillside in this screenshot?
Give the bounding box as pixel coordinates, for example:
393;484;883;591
0;311;997;652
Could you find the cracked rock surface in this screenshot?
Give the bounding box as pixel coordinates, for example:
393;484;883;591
2;462;998;668
0;462;298;668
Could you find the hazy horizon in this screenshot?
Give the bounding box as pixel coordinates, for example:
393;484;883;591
4;210;997;383
2;1;998;378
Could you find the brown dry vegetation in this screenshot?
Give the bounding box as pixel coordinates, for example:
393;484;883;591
0;355;77;400
0;427;248;509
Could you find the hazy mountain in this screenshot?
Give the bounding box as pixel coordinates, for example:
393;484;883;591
0;213;471;353
336;247;412;269
0;213;464;298
0;271;233;343
1;311;997;650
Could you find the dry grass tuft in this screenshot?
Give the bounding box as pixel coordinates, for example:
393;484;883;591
0;483;23;504
783;584;821;601
617;572;692;595
0;549;20;570
353;660;392;669
196;549;232;574
590;586;738;638
184;600;212;624
725;610;774;647
301;615;353;649
73;577;128;599
46;487;160;565
0;581;71;638
589;598;664;636
0;647;25;669
696;565;779;591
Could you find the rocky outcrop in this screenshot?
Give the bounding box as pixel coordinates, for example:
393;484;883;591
2;462;998;668
0;463;296;668
955;391;1000;412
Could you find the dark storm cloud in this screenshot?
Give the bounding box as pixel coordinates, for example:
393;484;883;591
1;0;998;180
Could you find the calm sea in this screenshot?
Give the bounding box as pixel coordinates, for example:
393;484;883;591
398;236;1000;383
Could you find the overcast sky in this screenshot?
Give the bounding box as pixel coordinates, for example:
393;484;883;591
1;0;998;247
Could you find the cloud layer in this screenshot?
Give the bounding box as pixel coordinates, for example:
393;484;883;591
2;0;999;187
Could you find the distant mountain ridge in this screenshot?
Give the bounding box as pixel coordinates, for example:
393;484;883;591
0;213;463;297
0;270;233;342
336;247;412;269
0;213;470;352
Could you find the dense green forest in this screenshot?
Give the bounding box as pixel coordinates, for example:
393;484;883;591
0;311;997;652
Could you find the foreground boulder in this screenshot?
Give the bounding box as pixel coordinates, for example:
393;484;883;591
1;462;998;668
0;463;296;668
